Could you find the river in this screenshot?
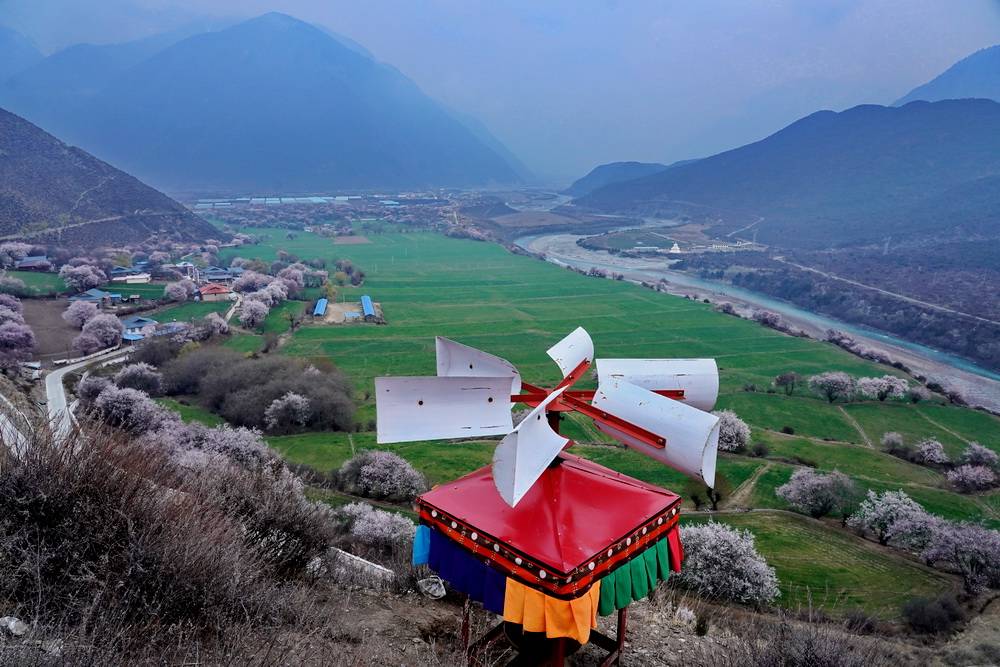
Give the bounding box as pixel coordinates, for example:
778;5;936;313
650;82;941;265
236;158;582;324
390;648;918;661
515;231;1000;411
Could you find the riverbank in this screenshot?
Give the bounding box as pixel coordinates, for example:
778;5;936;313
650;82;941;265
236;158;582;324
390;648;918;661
516;232;1000;413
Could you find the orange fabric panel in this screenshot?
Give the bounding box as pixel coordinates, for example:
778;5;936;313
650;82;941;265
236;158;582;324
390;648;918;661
503;578;600;644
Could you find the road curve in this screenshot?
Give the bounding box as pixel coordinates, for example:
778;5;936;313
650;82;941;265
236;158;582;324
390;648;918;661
45;348;130;438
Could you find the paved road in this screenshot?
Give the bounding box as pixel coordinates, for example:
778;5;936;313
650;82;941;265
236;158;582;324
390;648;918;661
0;392;29;458
45;347;130;438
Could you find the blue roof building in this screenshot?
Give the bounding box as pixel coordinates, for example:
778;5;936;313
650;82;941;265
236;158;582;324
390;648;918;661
313;298;328;316
361;295;375;320
69;288;122;303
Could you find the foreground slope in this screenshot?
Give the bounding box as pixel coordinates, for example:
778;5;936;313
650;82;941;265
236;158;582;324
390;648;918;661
0;107;219;243
576;100;1000;248
4;13;520;192
896;44;1000;105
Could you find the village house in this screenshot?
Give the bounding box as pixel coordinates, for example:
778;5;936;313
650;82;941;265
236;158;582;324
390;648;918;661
68;288;122;306
199;283;233;302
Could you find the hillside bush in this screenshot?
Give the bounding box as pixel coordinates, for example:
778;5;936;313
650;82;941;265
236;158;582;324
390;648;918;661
672;520;780;606
961;442;998;468
946;465;995;493
901;595;965;635
337;450;426;502
847;489;925;545
336;502;416;550
114;362;164;395
856;375;908;402
914;439;949;465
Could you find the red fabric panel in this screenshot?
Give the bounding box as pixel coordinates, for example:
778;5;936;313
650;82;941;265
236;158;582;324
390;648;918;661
667;525;684;573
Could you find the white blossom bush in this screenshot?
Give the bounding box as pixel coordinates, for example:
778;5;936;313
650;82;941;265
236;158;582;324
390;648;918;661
914;439;950;466
857;375;908;402
847;490;926;545
946;465;996;493
338;450;427;502
808;372;855;403
264;391;311;433
961;442;998;469
713;410;751;452
776;469;856;518
114;362;164;395
673;521;780;606
336;502;415;549
204;311;229;336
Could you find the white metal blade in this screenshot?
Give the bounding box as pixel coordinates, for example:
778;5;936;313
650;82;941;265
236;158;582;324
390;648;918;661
546;327;594;378
435;337;521;395
592;379;719;487
595;358;719;411
492;387;569;507
375;376;514;444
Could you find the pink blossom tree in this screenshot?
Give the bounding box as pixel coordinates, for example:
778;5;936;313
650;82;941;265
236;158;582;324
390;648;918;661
337;450;426;501
239;300;269;329
59;264;107;292
71;333;103;356
776;468;857;518
961;443;998;469
0;321;35;369
0;306;24;326
857;375;908;402
204;311;229;336
62;301;99;329
946;465;996;493
164;281;189;302
336;502;416;549
809;372;855;403
847;489;926;545
914;439;950;465
81;313;123;348
0;294;22;314
232;271;273;293
921;522;1000;594
93;386;170;433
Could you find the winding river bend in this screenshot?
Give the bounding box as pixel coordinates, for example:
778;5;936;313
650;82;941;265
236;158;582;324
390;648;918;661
515;231;1000;412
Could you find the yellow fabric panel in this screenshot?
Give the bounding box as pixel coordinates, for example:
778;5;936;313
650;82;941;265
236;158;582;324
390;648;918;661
503;578;600;644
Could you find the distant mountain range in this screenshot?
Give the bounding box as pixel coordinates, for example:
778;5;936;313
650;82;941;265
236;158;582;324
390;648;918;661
575;99;1000;248
0;26;42;81
896;44;1000;105
0;106;220;244
0;13;522;192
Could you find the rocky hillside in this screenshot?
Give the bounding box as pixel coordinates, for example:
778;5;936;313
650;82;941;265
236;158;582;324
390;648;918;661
0;107;220;244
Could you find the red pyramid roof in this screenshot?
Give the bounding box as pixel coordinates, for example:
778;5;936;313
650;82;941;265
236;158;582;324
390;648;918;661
417;452;680;596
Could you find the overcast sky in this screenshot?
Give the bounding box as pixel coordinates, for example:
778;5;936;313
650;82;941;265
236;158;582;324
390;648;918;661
4;0;1000;182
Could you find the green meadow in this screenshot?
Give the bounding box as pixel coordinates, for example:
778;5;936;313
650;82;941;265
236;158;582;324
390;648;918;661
189;228;1000;616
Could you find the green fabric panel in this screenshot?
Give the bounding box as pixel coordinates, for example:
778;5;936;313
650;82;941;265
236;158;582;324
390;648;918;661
642;546;660;597
598;575;617;617
629;556;650;600
614;565;632;610
655;538;671;581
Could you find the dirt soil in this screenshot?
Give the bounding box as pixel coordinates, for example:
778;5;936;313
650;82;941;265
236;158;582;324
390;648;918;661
21;298;78;360
333;235;372;245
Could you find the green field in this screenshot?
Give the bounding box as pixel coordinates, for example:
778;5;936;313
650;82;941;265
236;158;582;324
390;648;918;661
153;300;229;322
223;333;263;354
155;398;224;426
203;228;1000;618
682;512;955;617
261;300;306;334
8;270;69;294
103;282;168;300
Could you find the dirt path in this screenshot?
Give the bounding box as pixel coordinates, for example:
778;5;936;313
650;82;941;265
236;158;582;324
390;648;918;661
724;462;771;509
914;409;971;445
838;406;872;447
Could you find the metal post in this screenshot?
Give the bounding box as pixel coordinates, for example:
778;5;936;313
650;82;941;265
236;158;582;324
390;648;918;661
462;597;471;652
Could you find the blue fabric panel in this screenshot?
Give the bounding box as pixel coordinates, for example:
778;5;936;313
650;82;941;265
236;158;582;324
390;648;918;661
412;525;431;566
427;527;506;613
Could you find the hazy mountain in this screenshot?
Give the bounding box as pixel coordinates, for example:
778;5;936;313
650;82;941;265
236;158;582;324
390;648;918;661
0;107;220;244
2;13;520;192
577;99;1000;248
896;45;1000;105
563;161;669;197
0;26;42;81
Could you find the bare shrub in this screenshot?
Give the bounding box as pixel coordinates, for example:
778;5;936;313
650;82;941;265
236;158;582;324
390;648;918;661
901;595;965;634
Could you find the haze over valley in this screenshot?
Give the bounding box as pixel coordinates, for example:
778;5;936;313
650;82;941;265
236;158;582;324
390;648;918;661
2;2;1000;665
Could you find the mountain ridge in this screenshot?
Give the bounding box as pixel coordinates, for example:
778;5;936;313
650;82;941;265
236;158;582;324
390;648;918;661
0;12;521;192
895;44;1000;105
0;106;220;245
